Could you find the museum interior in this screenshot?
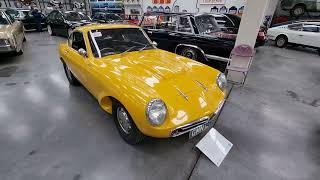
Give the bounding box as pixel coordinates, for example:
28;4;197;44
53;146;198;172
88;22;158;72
0;0;319;180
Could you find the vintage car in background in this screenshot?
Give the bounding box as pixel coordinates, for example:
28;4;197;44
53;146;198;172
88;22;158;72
46;10;92;37
267;22;320;55
139;12;235;65
213;13;267;47
92;12;123;23
281;0;320;17
4;8;47;31
0;10;25;55
58;24;226;144
139;12;265;66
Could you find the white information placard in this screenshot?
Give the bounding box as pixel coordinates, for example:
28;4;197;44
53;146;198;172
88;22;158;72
196;128;233;167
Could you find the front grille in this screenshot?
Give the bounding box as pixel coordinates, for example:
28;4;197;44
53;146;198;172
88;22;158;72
171;116;211;137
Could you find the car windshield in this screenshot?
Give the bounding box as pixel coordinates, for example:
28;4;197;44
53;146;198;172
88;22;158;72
88;28;154;58
0;12;10;25
195;15;220;34
65;12;90;21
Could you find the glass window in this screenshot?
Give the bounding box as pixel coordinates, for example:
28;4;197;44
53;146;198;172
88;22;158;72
0;12;10;25
195;15;220;34
55;12;64;22
65;12;90;21
177;16;192;33
303;25;319;32
288;23;303;31
71;32;87;51
88;28;154;58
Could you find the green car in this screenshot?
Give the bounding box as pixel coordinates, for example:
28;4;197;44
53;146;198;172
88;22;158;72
281;0;320;16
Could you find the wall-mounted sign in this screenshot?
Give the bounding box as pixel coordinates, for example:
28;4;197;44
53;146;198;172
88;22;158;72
200;0;226;5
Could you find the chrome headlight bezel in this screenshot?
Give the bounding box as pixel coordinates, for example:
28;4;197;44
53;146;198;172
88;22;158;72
146;99;167;126
216;73;227;91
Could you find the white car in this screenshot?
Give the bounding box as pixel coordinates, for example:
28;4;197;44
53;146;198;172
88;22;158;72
267;22;320;55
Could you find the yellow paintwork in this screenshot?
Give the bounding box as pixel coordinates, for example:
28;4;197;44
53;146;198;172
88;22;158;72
59;24;225;138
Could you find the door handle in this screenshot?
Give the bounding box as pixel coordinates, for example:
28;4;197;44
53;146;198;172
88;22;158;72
147;31;153;34
298;35;303;36
169;33;177;36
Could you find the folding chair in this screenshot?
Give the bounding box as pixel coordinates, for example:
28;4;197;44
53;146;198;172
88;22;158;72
225;44;255;85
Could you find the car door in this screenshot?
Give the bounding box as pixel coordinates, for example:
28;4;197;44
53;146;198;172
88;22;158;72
299;25;320;47
64;32;88;84
286;23;303;44
53;12;67;36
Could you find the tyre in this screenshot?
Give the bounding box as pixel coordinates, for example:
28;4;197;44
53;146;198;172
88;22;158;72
317;49;320;56
112;101;145;145
290;5;306;17
47;25;55;36
63;63;80;86
180;47;198;61
275;35;288;48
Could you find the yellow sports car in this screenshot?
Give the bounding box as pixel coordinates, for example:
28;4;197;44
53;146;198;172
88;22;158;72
59;24;227;144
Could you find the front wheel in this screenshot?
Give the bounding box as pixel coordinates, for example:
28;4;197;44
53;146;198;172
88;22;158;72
275;35;288;48
180;47;198;61
112;101;145;145
63;63;80;86
290;5;306;17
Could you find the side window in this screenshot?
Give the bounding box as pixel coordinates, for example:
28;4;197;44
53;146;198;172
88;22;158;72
303;26;319;32
141;15;157;29
71;32;87;52
155;15;177;31
288;24;303;31
177;16;192;33
47;11;57;20
55;12;64;22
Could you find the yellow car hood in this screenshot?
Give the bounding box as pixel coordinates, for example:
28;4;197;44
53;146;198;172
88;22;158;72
96;49;224;128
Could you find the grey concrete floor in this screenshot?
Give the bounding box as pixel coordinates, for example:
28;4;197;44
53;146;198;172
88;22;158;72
0;32;319;180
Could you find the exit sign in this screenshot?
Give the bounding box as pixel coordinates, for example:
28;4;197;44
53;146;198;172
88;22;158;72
200;0;226;5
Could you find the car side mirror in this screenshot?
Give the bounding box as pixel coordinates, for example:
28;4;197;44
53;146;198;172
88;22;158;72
78;48;87;57
152;41;158;47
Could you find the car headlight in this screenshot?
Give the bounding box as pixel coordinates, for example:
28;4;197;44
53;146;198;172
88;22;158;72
146;99;167;126
216;73;227;91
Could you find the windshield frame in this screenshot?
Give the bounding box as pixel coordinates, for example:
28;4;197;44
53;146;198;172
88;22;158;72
88;28;155;58
0;11;11;25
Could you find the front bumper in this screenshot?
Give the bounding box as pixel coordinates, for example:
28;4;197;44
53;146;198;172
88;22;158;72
171;99;226;137
0;45;15;53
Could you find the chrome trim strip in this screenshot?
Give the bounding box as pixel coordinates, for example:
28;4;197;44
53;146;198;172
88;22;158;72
205;54;231;62
195;80;208;91
171;116;210;137
176;87;189;101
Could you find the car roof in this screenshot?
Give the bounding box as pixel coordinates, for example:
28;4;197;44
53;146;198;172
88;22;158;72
76;24;139;32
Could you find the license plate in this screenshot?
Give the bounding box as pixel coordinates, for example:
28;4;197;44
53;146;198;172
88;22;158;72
189;123;209;139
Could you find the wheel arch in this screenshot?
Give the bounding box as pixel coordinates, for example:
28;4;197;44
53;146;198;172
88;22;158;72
175;44;208;62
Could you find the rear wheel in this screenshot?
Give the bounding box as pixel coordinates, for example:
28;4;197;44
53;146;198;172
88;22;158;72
290;5;306;17
112;101;145;145
63;62;80;86
275;35;288;48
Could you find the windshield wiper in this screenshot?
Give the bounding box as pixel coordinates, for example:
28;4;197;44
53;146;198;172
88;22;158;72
120;46;136;55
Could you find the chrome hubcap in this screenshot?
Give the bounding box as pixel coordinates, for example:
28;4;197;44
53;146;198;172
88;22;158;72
277;38;285;47
294;8;303;15
117;107;131;134
182;49;197;60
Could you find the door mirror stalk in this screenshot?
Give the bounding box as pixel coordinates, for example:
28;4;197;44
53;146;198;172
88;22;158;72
152;41;158;47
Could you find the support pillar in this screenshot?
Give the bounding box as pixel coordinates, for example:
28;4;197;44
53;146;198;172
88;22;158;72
235;0;271;46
